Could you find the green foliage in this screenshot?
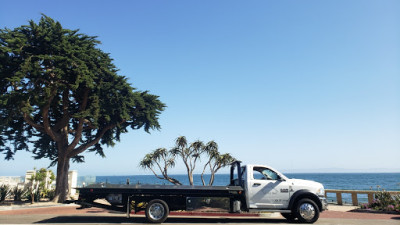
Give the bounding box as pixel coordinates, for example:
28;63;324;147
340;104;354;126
201;141;236;186
24;186;40;203
139;148;182;185
394;195;400;212
41;189;56;200
33;168;55;191
26;168;56;202
12;187;26;201
170;136;205;185
0;14;165;163
360;190;400;212
0;184;11;202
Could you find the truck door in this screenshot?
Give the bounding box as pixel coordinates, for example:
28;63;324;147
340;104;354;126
247;166;291;209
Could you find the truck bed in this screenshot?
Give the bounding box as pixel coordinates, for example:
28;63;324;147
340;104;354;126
77;183;243;197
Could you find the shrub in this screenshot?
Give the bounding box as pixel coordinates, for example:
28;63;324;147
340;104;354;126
24;187;40;203
364;190;398;212
41;189;55;200
360;203;369;209
375;191;394;209
13;187;26;201
394;195;400;212
0;185;11;202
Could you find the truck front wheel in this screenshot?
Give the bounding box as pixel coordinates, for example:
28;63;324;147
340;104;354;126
281;213;296;222
294;198;319;223
145;199;169;223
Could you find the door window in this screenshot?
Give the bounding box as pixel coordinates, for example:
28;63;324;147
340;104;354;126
253;167;279;180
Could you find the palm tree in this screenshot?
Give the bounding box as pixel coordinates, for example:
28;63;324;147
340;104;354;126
139;148;182;185
170;136;204;185
201;141;236;186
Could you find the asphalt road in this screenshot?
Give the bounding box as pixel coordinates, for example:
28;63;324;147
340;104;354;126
0;205;399;225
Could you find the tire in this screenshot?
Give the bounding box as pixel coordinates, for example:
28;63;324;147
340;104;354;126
281;213;296;222
145;199;169;223
294;198;319;223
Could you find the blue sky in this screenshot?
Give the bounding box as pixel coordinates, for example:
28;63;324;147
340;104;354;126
1;0;399;176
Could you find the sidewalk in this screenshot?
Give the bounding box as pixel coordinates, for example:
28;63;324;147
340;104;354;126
0;201;75;211
327;204;358;212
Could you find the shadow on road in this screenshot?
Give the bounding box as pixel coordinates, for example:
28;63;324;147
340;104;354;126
36;215;289;224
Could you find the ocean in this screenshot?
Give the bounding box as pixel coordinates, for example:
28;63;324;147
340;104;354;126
78;173;400;204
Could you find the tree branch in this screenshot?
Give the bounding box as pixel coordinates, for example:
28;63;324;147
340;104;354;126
67;120;125;158
189;155;193;171
42;89;58;141
148;167;165;180
53;89;71;131
67;89;89;152
23;113;45;133
154;161;165;177
83;119;96;129
201;161;210;186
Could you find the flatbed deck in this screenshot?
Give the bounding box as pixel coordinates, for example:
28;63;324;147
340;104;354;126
77;184;243;197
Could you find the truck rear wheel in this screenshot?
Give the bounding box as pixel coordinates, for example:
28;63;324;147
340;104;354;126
294;198;319;223
145;199;169;223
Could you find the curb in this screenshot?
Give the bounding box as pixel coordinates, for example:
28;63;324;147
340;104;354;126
0;203;78;211
350;209;400;215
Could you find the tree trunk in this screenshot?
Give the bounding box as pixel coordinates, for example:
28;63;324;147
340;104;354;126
188;171;194;185
30;189;34;204
201;162;209;186
209;173;215;186
167;177;182;185
53;155;70;203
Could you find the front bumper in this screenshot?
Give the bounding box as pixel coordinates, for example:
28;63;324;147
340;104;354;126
319;197;328;211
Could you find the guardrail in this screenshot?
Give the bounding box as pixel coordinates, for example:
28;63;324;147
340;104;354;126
325;189;400;206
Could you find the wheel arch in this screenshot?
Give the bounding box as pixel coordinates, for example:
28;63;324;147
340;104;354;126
289;190;323;212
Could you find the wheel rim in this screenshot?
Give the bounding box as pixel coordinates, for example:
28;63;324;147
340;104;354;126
148;203;165;221
299;202;315;220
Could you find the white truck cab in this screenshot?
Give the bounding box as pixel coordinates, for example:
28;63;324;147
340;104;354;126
232;162;328;223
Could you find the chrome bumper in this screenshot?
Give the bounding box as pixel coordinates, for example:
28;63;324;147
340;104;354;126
319;197;328;211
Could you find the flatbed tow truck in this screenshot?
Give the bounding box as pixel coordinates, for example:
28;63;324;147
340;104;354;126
75;161;327;223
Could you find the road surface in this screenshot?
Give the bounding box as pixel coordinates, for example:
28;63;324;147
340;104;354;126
0;204;399;225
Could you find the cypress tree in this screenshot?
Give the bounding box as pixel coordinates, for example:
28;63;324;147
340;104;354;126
0;15;165;202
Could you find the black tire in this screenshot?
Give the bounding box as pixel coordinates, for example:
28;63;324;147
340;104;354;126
294;198;319;223
145;199;169;223
281;213;296;222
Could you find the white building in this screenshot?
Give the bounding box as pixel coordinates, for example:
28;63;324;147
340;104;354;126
0;170;77;195
68;170;78;196
24;170;36;184
0;176;23;187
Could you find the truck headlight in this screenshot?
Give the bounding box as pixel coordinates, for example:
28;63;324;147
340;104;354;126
317;187;325;196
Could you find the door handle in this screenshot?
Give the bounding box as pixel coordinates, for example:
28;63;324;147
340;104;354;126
253;183;261;186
